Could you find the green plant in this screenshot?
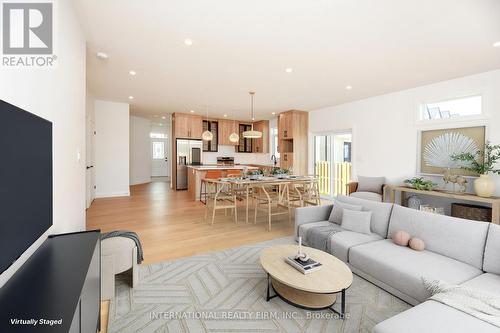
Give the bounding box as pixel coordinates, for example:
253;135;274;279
404;177;437;191
270;168;290;175
248;169;263;176
451;142;500;175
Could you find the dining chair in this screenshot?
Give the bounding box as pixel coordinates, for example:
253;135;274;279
291;178;321;207
200;170;223;204
204;180;238;225
253;182;292;231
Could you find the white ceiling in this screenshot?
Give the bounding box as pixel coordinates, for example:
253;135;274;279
75;0;500;120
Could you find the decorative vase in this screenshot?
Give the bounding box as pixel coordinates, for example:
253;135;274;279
407;195;422;210
474;174;495;198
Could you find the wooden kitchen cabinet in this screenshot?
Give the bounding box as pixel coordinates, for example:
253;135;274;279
218;119;239;145
252;120;269;153
172;113;203;139
277;110;308;175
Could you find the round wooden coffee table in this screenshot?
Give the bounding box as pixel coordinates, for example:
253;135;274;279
260;244;353;317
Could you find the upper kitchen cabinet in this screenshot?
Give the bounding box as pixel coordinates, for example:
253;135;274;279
278;111;295;139
172;113;203;139
252;120;269;153
218;119;239;146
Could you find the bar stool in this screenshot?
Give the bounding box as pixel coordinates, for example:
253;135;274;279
226;169;242;178
200;170;223;204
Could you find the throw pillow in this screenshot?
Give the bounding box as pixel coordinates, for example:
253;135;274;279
409;238;425;251
328;201;363;224
357;176;385;194
392;230;411;246
341;209;372;235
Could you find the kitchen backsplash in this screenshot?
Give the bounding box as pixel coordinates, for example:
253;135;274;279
203;145;272;165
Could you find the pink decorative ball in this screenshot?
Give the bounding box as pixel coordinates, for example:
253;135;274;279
392;231;411;246
409;238;425;251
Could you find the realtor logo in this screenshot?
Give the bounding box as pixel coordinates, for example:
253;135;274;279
2;1;55;67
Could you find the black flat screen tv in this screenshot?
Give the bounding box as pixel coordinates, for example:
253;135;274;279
0;100;53;274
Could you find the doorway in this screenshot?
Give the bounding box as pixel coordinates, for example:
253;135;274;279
85;113;96;208
313;132;352;199
151;136;170;178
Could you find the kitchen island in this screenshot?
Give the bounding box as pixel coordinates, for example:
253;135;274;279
187;165;260;201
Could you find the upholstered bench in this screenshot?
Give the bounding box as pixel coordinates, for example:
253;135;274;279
101;236;139;300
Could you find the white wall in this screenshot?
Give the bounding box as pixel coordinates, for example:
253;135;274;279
309;69;500;196
130;116;152;185
0;1;86;287
95;100;130;197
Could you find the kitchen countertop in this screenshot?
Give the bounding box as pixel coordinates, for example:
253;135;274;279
186;165;259;171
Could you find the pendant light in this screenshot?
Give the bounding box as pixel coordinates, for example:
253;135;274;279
242;91;262;139
229;111;239;143
201;105;213;141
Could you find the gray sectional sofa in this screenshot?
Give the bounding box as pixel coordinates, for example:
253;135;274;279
295;195;500;333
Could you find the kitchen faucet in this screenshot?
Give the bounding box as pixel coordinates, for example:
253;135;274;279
270;154;277;166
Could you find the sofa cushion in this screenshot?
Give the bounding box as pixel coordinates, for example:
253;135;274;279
462;273;500;297
373;300;499;333
328;200;362;224
341;209;372;235
388;205;489;269
484;224;500;274
357;175;385;194
336;195;393;238
349;239;482;303
350;191;382;202
329;231;382;262
298;221;382;262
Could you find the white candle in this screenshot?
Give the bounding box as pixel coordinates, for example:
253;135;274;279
298;236;302;255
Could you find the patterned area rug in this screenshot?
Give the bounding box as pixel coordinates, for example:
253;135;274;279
108;237;410;333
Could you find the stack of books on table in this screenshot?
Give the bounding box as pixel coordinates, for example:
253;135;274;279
286;256;322;274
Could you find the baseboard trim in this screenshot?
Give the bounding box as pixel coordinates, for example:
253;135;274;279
95;191;130;198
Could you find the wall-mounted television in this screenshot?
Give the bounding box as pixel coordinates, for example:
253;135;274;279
0;100;53;274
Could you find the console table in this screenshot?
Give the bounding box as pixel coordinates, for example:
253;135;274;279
0;230;101;333
385;185;500;224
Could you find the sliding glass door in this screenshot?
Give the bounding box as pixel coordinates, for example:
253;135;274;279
314;132;352;199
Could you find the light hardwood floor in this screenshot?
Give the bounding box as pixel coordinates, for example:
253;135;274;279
86;179;295;333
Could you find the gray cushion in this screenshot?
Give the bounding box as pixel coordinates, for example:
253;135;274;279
484;224;500;274
357;175;385;194
336;195;394;238
329;231;382;262
388;205;489;269
373;300;499;333
349;239;482;303
328;201;362;224
341;209;372;235
462;273;500;297
350;191;382;202
298;221;382;262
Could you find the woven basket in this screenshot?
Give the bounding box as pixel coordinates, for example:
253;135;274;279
451;203;492;222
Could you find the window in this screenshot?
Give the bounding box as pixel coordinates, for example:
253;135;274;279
152;142;165;159
202;120;218;152
150;133;167;139
420;95;482;121
237;124;253;153
270;127;280;158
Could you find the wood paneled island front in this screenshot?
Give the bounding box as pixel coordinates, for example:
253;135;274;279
187;165;260;201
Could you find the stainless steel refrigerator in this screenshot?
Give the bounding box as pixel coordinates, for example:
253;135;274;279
176;139;203;190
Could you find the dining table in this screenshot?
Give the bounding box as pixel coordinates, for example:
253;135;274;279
206;175;318;224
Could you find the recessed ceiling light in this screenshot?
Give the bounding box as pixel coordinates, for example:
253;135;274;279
190;110;195;113
129;70;136;75
285;68;293;73
128;96;134;100
184;39;193;46
493;41;500;47
96;52;108;59
345;85;352;90
223;114;228;118
271;112;276;115
161;116;166;119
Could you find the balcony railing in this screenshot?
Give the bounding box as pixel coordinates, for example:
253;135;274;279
315;161;352;196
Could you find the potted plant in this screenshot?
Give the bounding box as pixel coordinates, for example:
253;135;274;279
451;142;500;197
248;169;263;180
404;177;437;191
271;168;290;179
